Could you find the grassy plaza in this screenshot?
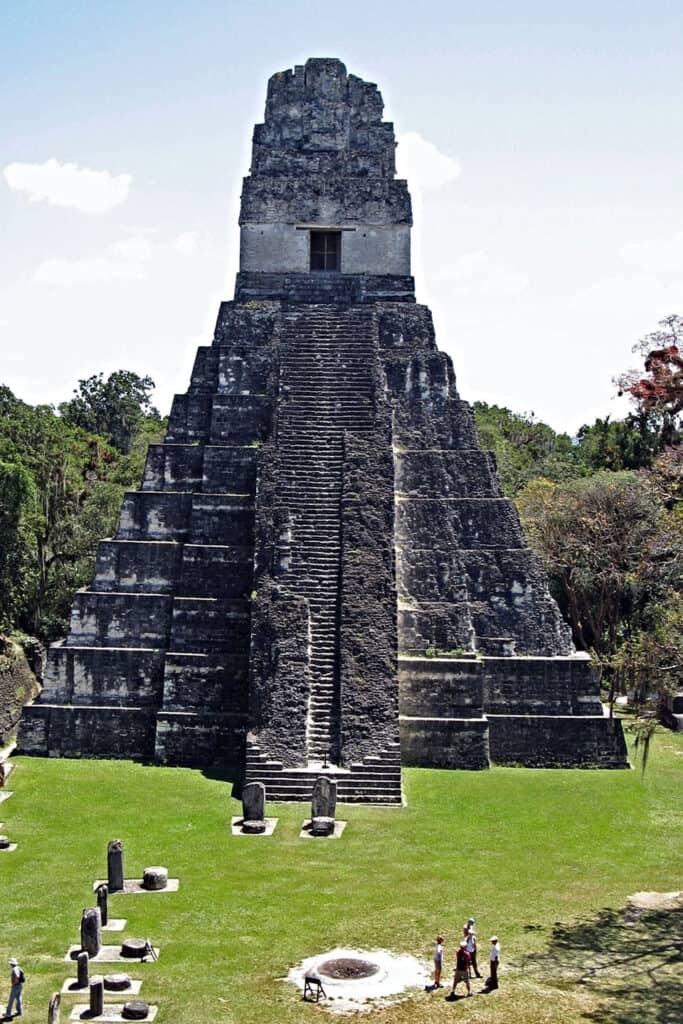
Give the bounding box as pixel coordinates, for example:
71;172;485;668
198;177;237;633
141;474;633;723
1;730;681;1024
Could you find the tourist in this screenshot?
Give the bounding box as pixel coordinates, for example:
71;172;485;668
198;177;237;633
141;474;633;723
485;936;501;990
433;935;444;988
5;959;24;1018
448;941;472;998
463;919;482;978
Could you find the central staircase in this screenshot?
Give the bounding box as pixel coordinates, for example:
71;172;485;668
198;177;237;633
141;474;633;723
246;304;403;803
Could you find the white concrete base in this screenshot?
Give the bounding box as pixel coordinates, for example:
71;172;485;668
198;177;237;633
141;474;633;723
0;844;17;852
92;880;179;894
65;946;159;964
0;792;13;804
69;1004;157;1022
61;981;142;997
103;920;127;932
299;820;347;839
231;817;278;836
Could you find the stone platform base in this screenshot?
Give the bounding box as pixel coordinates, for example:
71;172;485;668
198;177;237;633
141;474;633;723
62;981;142;997
65;946;159;964
0;843;17;852
103;920;126;932
69;1005;157;1022
0;792;13;804
92;880;179;894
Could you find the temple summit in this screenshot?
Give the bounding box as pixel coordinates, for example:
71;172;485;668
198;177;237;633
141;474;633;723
19;59;627;801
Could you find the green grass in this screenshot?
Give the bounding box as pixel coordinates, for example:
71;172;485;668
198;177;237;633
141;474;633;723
1;731;681;1024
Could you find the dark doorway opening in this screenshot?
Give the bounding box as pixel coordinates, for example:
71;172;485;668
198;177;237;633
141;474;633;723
310;231;341;271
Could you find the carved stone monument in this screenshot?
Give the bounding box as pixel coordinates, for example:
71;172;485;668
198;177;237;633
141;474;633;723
80;908;102;958
89;977;104;1017
107;840;124;892
96;883;108;926
77;951;90;990
241;781;266;834
310;777;337;836
18;58;628;796
48;992;61;1024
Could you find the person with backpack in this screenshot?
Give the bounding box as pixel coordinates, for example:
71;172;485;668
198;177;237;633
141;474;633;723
448;941;472;998
5;959;24;1018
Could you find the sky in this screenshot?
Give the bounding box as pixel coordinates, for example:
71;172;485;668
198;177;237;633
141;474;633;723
1;0;681;434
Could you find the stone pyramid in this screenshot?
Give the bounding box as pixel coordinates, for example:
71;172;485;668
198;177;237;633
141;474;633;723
19;59;627;801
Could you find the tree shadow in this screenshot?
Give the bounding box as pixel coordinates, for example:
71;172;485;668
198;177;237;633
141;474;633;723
521;902;682;1024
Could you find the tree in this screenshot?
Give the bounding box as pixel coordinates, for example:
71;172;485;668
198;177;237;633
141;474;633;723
473;402;580;496
517;469;681;716
0;381;165;640
516;471;664;656
616;314;683;448
59;370;161;454
574;413;660;472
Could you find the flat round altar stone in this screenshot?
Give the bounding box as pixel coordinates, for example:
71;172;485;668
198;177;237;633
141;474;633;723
311;816;335;836
241;819;266;834
104;974;132;991
122;1000;149;1019
142;866;168;890
121;939;147;958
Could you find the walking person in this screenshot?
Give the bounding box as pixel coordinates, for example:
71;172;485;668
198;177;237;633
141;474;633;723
5;959;24;1018
448;941;472;998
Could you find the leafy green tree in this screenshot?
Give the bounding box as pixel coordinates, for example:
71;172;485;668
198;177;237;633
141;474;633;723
0;379;165;639
59;370;161;454
473;402;579;496
0;460;37;630
574;413;660;472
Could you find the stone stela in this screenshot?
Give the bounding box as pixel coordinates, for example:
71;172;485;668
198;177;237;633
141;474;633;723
18;57;628;799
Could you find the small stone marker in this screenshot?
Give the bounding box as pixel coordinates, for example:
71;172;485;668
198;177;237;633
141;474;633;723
96;883;109;926
77;952;90;989
103;974;131;992
141;867;167;891
107;840;124;892
89;977;104;1017
241;781;266;833
80;907;102;958
48;991;61;1024
122;1001;149;1020
121;939;147;959
0;835;10;849
310;776;337;835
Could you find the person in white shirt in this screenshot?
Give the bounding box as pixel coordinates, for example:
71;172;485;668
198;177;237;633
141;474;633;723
487;936;501;990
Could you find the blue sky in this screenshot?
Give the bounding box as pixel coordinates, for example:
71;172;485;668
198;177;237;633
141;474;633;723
1;1;681;432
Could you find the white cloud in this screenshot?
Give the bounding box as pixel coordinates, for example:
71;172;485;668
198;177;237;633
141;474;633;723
396;131;461;190
620;229;683;274
34;234;153;286
3;158;131;213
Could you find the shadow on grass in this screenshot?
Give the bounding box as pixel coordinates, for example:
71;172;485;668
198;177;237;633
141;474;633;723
522;902;682;1024
200;762;242;794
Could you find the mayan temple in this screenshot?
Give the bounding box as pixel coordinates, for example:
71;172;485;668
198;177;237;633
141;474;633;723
19;59;627;801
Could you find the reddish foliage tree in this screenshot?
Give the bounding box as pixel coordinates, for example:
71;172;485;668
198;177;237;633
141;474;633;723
617;315;683;446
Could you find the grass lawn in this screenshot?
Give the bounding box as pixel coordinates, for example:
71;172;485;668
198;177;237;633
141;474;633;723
0;729;681;1024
